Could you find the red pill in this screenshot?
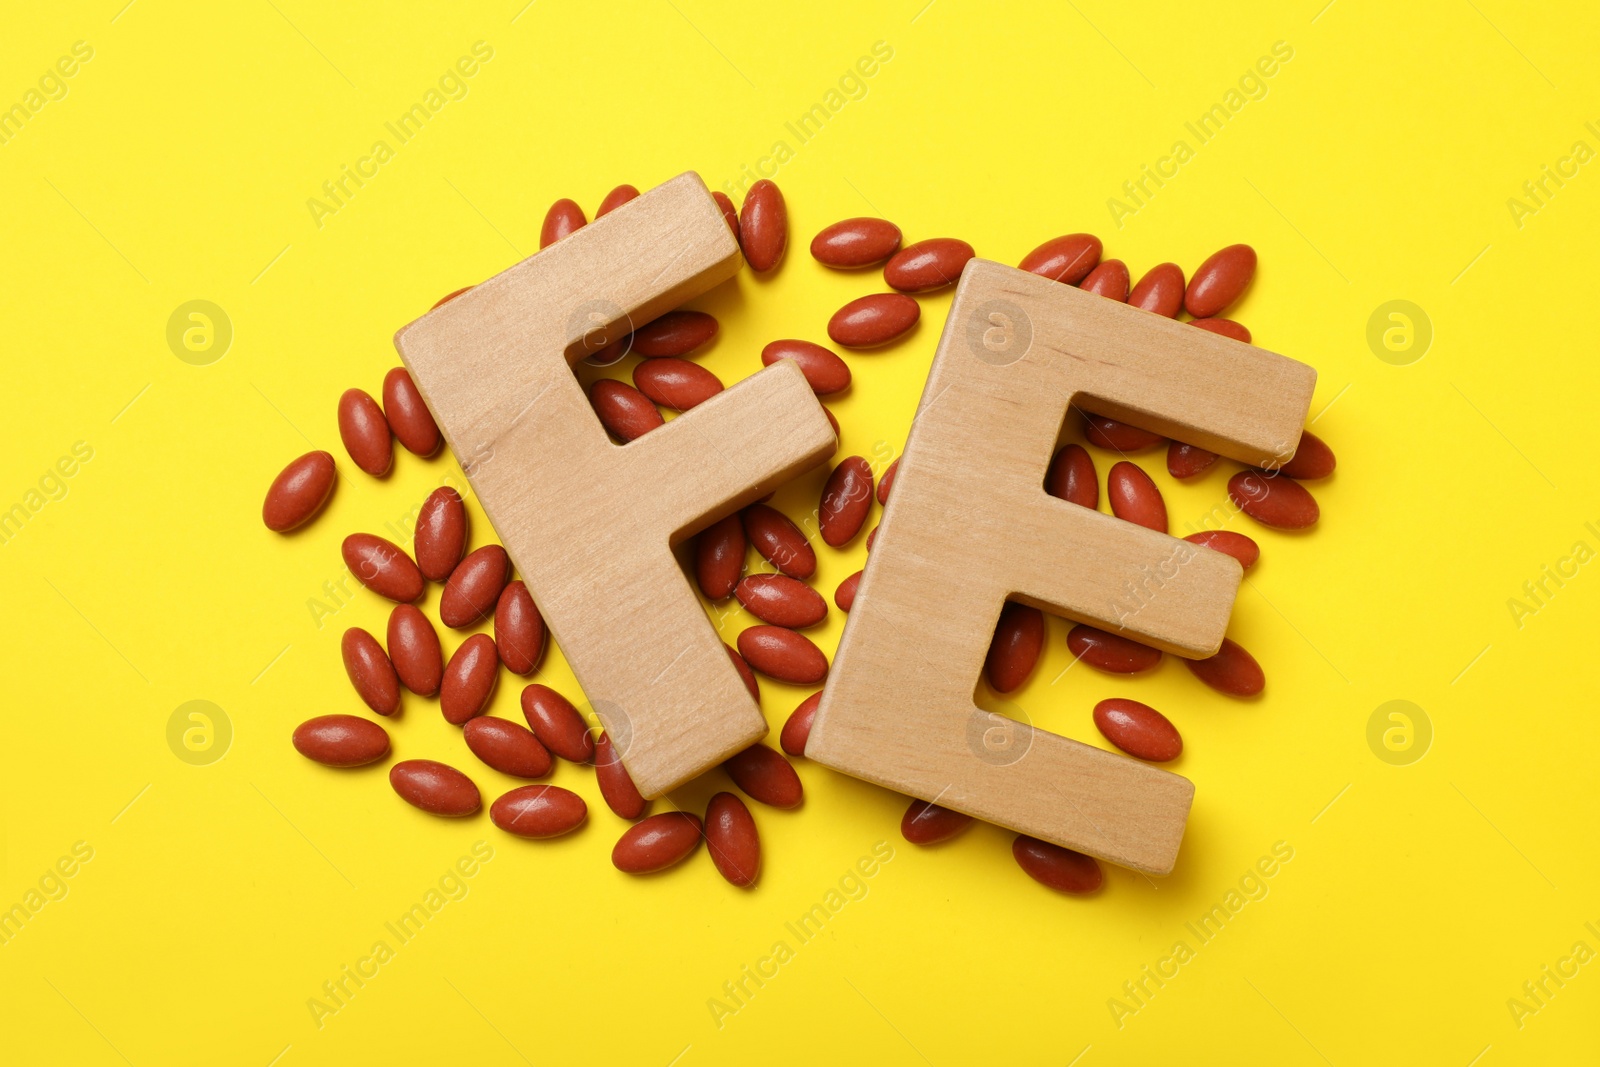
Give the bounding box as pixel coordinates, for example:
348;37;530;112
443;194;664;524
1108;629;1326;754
736;574;827;628
741;504;816;579
985;602;1044;693
1045;444;1097;508
1185;244;1256;318
1081;259;1130;300
633;358;723;411
723;744;803;808
760;339;851;395
1191;317;1251;343
382;367;441;457
1167;441;1219;479
540;198;586;247
432;287;471;309
440;544;511;628
1279;430;1336;480
1184;530;1259;570
781;693;819;756
712;190;740;241
612;812;702;873
695;514;745;599
820;456;874;546
390;759;480;817
1129;263;1185;317
591;379;663;442
440;633;498;725
338;388;392;477
414;486;468;583
494;580;546;675
595;730;648;820
901;800;974;845
342;533;424;603
464;716;552;778
1013;835;1103;894
1228;471;1319;529
737;626;828;685
1093;698;1182;761
491;784;587;838
1186;637;1265;696
726;643;760;702
1019;234;1102;285
706;792;761;887
263;451;336;532
739;179;787;271
877;457;899;505
828;293;920;348
631;310;718;357
293;714;391;768
1067;624;1162;674
884;237;974;293
1108;461;1167;532
387;604;443;696
596;184;638;216
811;217;902;267
520;684;594;763
342;627;400;715
834;570;862;613
1084;414;1164;453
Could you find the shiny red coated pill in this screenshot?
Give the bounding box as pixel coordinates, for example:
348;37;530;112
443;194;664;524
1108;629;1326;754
705;792;761;887
781;693;819;756
811;217;902;267
1067;625;1162;674
1093;698;1182;762
263;451;336;532
985;602;1044;693
1019;234;1102;285
723;744;803;809
1107;461;1167;532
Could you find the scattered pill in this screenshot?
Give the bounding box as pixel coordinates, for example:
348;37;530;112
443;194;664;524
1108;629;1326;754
494;580;546;676
741;504;816;579
1228;471;1319;529
612;812;703;873
706;792;761;887
736;574;827;628
342;627;401;715
1067;624;1162;674
1129;263;1185;317
630;310;718;357
441;633;499;725
737;625;829;684
491;784;587;838
1167;441;1219;479
338;388;393;477
811;217;902;267
1185;244;1256;318
1093;698;1182;761
1108;461;1167;532
781;693;819;756
760;339;851;395
1018;234;1102;285
633;358;724;410
1279;429;1336;480
263;451;336;532
343;533;424;603
985;602;1044;693
1184;530;1259;570
414;487;468;583
1045;444;1097;508
1185;637;1264;696
591;379;664;442
520;684;594;763
884;237;974;293
464;716;553;778
293;715;390;768
595;730;648;820
1080;259;1129;301
901;800;974;845
739;179;787;271
390;759;481;817
819;456;874;546
381;367;441;457
1012;835;1103;894
387;604;443;696
828;293;920;348
440;545;511;628
694;514;746;599
834;570;862;613
723;743;803;808
540;198;586;247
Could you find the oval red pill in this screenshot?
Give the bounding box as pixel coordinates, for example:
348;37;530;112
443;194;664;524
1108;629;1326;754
1093;698;1183;761
760;339;851;395
1108;461;1167;532
726;643;760;702
633;358;724;411
706;792;761;887
491;784;587;838
591;379;664;442
1019;234;1102;285
819;456;874;546
901;800;974;845
883;237;975;293
1184;529;1259;570
712;190;740;241
595;730;648;820
1067;624;1162;674
741;504;816;579
781;692;819;756
1185;244;1256;318
1080;259;1130;301
827;293;920;348
540;198;586;247
739;179;787;271
834;569;862;613
811;217;902;267
877;457;899;505
464;716;552;779
440;633;498;725
293;714;390;768
440;544;511;628
338;388;392;477
985;602;1044;693
1083;414;1164;453
1129;262;1185;317
342;627;400;715
630;310;718;358
1167;441;1219;479
389;759;481;817
342;533;424;603
1279;429;1336;480
612;812;702;873
263;451;336;532
1012;835;1103;894
737;625;828;685
381;367;441;457
596;183;639;216
387;603;443;696
736;574;827;628
1186;637;1264;696
494;580;546;676
695;514;745;599
414;486;468;583
1045;444;1097;508
723;744;803;808
1191;317;1251;343
1228;471;1319;529
520;684;594;763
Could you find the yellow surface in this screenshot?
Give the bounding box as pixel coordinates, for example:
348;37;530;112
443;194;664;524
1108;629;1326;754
2;1;1597;1063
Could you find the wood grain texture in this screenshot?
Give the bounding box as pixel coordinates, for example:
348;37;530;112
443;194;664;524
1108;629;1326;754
808;259;1317;874
394;173;836;797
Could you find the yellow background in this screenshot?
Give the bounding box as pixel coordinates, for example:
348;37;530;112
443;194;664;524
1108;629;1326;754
3;1;1597;1063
